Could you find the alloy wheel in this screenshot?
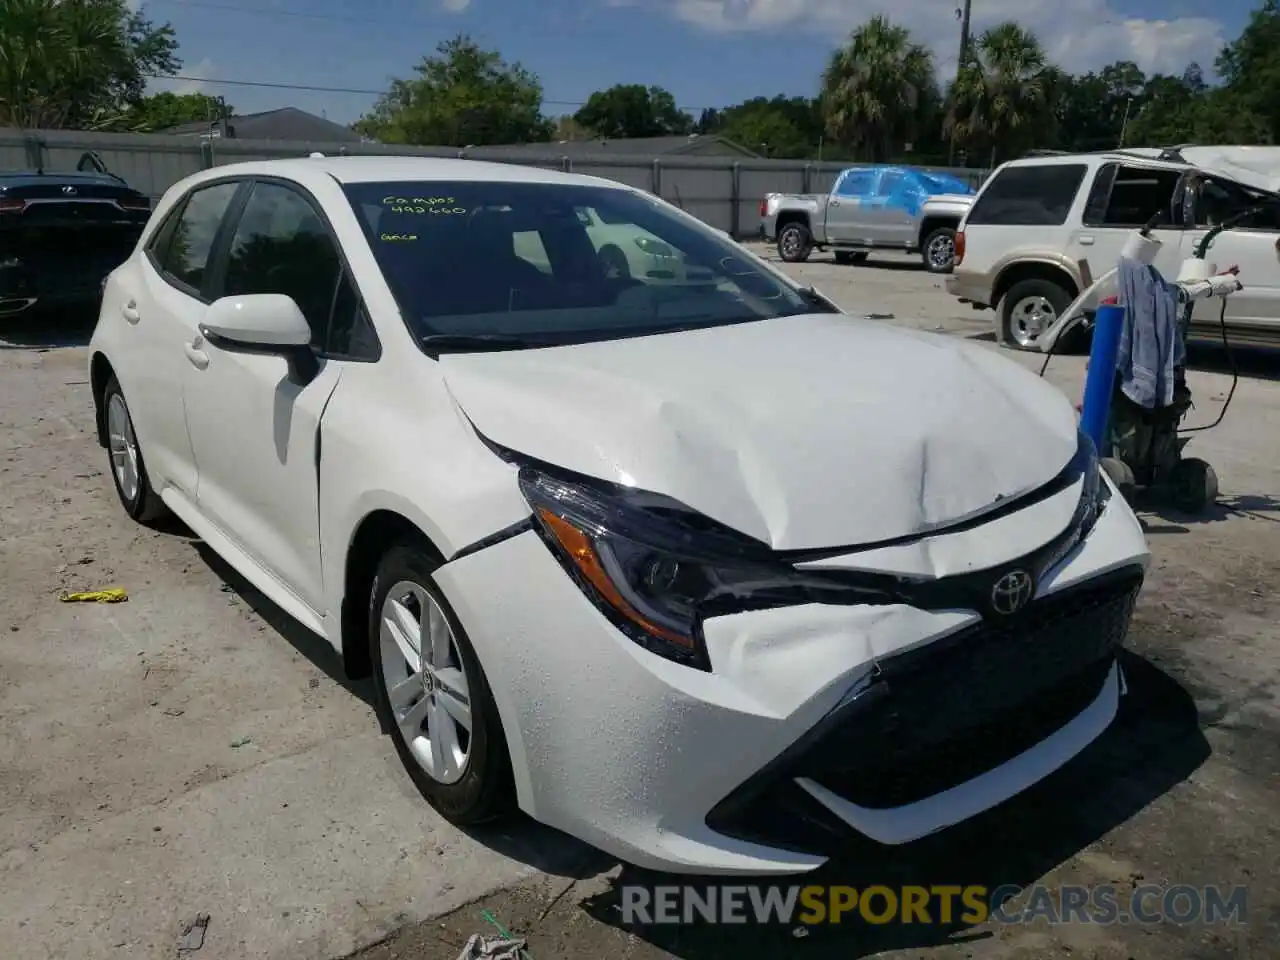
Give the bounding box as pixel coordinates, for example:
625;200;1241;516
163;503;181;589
379;581;473;785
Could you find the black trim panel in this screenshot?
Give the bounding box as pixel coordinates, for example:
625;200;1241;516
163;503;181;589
449;517;534;563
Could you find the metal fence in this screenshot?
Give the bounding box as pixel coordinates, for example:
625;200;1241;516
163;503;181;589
1;127;992;238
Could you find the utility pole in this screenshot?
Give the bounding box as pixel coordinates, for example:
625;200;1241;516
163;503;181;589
956;0;972;74
949;0;973;166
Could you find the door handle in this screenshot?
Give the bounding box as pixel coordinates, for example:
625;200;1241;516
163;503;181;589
122;301;140;323
830;199;840;207
183;339;209;370
1078;236;1095;245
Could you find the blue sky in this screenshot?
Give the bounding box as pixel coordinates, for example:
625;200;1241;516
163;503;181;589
143;0;1254;127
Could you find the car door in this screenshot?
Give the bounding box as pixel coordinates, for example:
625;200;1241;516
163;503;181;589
1184;177;1280;335
1068;162;1186;288
825;168;878;243
123;179;245;498
869;169;921;247
180;179;352;614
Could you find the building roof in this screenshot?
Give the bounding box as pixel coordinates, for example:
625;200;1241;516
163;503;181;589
474;134;761;159
161;107;366;143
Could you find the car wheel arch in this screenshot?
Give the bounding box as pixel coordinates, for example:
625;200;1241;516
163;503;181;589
340;508;447;681
993;260;1079;306
917;215;958;248
90;352;116;448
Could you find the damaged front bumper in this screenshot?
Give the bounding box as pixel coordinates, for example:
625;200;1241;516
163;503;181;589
429;473;1150;876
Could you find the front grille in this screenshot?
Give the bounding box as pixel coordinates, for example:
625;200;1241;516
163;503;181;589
706;564;1142;850
811;659;1113;808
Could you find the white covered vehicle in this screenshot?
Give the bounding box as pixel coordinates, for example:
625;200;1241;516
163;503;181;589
89;156;1149;875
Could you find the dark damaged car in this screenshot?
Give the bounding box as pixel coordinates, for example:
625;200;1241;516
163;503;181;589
1;166;151;319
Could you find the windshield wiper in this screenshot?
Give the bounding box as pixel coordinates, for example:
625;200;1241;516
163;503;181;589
421;333;567;353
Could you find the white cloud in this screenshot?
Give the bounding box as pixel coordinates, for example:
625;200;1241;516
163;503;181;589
637;0;1224;79
440;0;472;10
148;57;218;96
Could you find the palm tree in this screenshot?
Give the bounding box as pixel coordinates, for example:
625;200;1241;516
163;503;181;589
945;22;1049;167
821;16;937;162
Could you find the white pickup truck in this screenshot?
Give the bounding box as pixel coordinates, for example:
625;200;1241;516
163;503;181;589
759;165;976;273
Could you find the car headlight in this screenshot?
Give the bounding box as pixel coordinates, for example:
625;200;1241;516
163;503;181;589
518;466;893;670
1036;428;1110;577
634;236;676;258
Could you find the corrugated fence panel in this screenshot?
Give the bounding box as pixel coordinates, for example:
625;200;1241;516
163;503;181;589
660;165;732;231
569;160;655;191
1;127;991;236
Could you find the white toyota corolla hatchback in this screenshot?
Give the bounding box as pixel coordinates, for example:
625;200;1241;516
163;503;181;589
88;156;1150;875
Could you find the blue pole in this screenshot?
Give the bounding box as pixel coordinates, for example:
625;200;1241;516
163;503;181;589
1079;303;1125;456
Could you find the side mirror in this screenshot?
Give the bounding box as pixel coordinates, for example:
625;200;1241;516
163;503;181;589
199;294;318;381
201;293;311;347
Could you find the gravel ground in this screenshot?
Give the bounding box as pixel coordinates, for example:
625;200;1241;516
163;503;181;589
2;247;1277;960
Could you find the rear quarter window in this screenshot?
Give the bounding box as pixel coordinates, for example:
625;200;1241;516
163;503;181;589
966;163;1088;226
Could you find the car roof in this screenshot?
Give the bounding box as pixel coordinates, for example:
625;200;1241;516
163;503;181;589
0;170;129;188
1000;150;1189;173
178;155;633;191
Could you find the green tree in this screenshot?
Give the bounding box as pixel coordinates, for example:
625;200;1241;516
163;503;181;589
945;22;1049;166
0;0;180;129
1214;0;1280;142
711;96;822;157
354;35;553;146
113;92;232;132
821;16;937;162
572;84;693;139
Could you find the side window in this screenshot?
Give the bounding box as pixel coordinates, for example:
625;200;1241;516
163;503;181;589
146;202;185;269
327;269;380;360
834;170;875;197
1085;164;1182;228
877;171;905;195
965;163;1088;226
1193;178;1280;231
163;181;241;294
221;182;341;346
512;230;552;272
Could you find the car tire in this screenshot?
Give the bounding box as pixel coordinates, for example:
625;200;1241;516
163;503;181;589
922;226;957;273
102;374;169;525
369;542;516;826
834;251;868;266
777;222;812;263
1000;278;1072;351
1169;457;1219;514
598;245;631;280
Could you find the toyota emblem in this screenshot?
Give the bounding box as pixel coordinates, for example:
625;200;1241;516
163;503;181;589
990;569;1034;616
61;185;77;195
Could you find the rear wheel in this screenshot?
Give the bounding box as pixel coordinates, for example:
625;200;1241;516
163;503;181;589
1169;457;1218;513
1001;278;1072;351
777;222;812;263
922;226;958;273
369;542;515;825
102;375;168;524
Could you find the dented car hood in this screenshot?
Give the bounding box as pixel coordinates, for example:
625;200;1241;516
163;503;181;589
439;314;1078;551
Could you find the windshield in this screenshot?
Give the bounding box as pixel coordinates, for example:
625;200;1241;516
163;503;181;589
343;180;821;349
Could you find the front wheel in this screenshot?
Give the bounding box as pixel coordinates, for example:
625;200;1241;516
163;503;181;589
102;375;168;524
776;222;812;263
369;542;515;825
922;226;957;273
1000;278;1072;351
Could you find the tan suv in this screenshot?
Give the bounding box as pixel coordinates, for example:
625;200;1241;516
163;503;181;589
947;149;1280;350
